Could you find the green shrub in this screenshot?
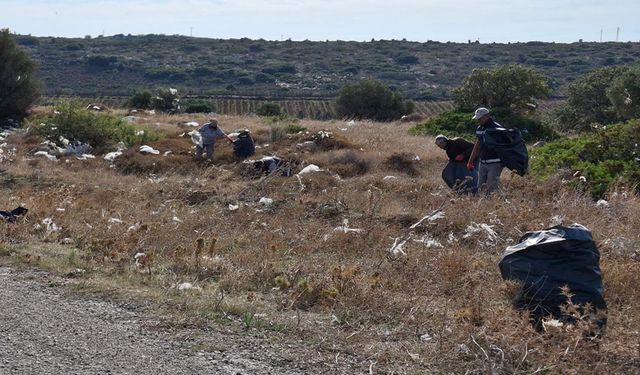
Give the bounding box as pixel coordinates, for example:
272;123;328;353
282;124;306;134
452;64;551;112
335;80;414;121
151;88;180;113
29;101;159;152
554;65;629;132
409;109;556;142
126;90;152;109
530;119;640;198
256;103;282;117
184;100;215;113
0;29;40;123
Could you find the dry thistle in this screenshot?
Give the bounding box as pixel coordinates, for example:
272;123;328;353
208;237;218;256
195;237;204;267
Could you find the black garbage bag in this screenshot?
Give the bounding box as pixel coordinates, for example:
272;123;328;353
483;127;528;176
233;130;255;158
499;223;606;328
441;160;478;193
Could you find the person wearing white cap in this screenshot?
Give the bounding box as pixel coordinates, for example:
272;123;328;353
467;107;504;194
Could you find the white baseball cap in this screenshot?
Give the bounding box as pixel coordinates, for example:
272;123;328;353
472;107;490;120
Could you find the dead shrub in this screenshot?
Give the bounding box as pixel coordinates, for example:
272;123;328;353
385;152;419;176
309;150;371;178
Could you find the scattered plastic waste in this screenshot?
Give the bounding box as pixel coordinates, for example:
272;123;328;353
139;145;160;155
298;164;322;175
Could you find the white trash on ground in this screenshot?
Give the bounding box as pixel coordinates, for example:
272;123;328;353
104;151;123;162
259;197;274;206
298;164;322;175
139;145;160;155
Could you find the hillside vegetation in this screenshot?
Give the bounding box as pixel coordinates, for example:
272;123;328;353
14;33;640;99
0;109;638;373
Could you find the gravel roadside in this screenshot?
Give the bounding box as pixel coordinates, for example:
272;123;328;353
0;266;357;375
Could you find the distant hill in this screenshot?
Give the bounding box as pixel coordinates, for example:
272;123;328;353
14;34;640;100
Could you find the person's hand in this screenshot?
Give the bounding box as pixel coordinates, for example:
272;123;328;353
454;154;464;162
466;161;474;171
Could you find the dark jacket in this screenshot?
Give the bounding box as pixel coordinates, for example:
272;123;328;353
445;138;474;162
475;118;501;163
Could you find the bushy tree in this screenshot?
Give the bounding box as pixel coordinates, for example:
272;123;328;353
127;90;152;109
452;64;550;112
551;66;629;132
0;29;40;124
151;87;180;113
184;100;215;113
335;80;414;121
607;65;640;120
256;103;282;117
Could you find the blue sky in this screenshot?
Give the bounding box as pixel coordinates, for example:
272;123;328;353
1;0;638;43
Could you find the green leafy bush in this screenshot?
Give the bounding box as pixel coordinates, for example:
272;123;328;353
126;90;152;109
256;103;282;117
151;88;180;113
410;109;556;142
0;29;40;123
335;80;414;121
184;100;215;113
530;119;640;198
452;64;551;112
552;65;629;132
30;101;159;152
282;124;306;134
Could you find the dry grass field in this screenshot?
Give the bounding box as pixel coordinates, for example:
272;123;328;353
1;110;638;373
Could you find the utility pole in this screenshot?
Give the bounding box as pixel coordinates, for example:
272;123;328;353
616;27;620;42
600;29;603;43
190;27;193;37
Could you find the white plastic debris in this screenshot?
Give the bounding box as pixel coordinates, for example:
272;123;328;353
75;154;95;160
550;215;565;226
135;130;145;136
42;218;60;232
139;145;160;155
127;222;142;232
388;237;408;257
34;151;58;161
383;176;399;181
333;219;365;234
596;199;610;208
108;218;123;224
172;216;183;223
177;282;193;290
228;204;239;211
410;210;445;229
298;164;322;175
188;130;203;147
579;176;587;183
104;151;123;162
185;121;199;127
463;222;498;245
347;120;356;126
134;252;147;267
420;333;433;342
259;197;274;206
163;150;172;156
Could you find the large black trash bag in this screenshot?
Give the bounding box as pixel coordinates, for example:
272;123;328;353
499;223;607;328
441;160;478;193
233;130;255;158
483;127;529;176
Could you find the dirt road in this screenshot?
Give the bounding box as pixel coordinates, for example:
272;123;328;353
0;267;355;375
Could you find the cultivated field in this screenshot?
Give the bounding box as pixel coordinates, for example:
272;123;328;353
0;111;638;373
